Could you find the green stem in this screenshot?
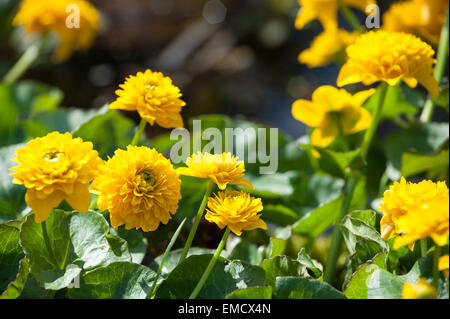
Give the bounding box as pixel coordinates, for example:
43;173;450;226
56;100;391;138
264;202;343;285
420;238;428;257
361;82;388;162
324;176;357;284
178;180;214;264
432;245;442;289
420;9;449;123
3;41;41;85
148;217;187;298
339;1;363;33
130;119;147;146
189;227;231;299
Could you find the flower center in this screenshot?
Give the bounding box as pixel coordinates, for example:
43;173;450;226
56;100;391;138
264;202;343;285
144;83;159;102
135;171;157;194
43;149;64;162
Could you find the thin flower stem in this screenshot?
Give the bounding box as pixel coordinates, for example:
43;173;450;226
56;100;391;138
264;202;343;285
432;245;442;289
420;238;428;257
130;119;147;146
324;176;357;284
420;9;449;123
3;41;41;85
148;217;187;298
189;227;231;299
178;180;214;264
339;1;363;33
361;82;388;162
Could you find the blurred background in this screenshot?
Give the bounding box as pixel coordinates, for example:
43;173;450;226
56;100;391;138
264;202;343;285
0;0;398;140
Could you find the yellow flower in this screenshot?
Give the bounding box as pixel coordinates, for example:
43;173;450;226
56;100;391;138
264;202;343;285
337;30;439;97
298;29;357;68
110;70;186;129
295;0;376;31
402;278;437;299
379;177;449;250
383;0;448;45
205;189;267;236
10;132;103;222
13;0;101;62
177;152;253;190
90;146;181;232
439;255;449;278
291;85;374;148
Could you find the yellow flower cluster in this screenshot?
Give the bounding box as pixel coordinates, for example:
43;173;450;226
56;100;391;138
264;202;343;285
338;30;439;97
383;0;448;45
379;177;449;249
10;132;103;222
205;189;267;236
177;152;253;190
292;86;374;148
402;278;437;299
13;0;101;62
298;29;357;68
295;0;376;31
110;70;186;129
90;146;181;232
178;152;265;235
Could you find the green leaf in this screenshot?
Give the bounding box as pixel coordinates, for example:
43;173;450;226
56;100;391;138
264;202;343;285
364;84;419;119
228;241;263;266
366;256;434;299
150;247;228;278
0;258;30;299
297;248;323;278
308;146;362;179
225;286;272;299
73;107;136;158
385;122;449;180
347;210;377;228
155;255;265;299
19;210;131;290
267;238;288;258
402;150;449;178
0;224;24;294
344;253;387;299
292;176;366;238
340;213;387;255
275;276;346;299
0;143;27;223
260;255;310;288
0;84;21;147
11;81;63;116
68;262;157;299
22;108;99;139
260;204;299;227
110;227;148;264
432;86;449;113
247;172;298;198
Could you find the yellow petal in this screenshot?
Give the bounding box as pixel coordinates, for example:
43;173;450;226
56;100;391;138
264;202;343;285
351;88;376;107
312;86;344;111
341;107;372;135
26;189;64;223
337;64;362;87
64;183;91;213
292;99;326;127
417;72;439;98
310;115;338;148
233;178;254;190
